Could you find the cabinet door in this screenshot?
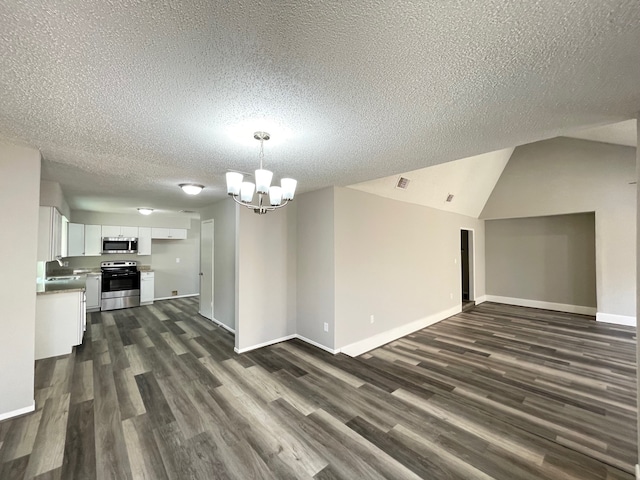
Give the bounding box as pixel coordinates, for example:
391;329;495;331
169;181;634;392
84;225;102;256
170;228;187;239
102;225;121;237
85;274;101;310
68;223;85;256
121;226;139;238
37;207;54;262
138;227;152;255
60;215;69;258
151;227;169;239
140;275;154;304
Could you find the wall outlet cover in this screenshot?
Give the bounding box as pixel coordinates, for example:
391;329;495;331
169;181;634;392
172;290;178;296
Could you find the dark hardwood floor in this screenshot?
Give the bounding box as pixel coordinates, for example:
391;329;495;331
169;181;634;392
0;299;636;479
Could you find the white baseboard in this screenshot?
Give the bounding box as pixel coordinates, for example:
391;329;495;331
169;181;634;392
234;334;297;354
295;334;339;354
0;401;35;422
198;314;236;334
484;295;596;316
596;312;636;326
154;293;199;301
339;304;462;357
635;464;639;480
474;295;487;305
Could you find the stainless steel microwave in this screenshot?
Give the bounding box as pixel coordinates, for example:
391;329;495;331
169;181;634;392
102;237;138;254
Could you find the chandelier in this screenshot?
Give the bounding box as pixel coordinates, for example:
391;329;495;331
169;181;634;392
225;132;297;215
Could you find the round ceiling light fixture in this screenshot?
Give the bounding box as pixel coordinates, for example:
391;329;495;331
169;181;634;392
137;208;154;215
179;183;204;195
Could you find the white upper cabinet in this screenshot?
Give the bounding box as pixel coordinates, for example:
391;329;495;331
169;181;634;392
102;225;139;238
68;223;85;257
151;228;187;240
37;207;68;261
137;227;152;255
84;225;102;256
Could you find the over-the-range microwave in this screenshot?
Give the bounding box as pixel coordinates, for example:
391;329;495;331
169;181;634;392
102;237;138;254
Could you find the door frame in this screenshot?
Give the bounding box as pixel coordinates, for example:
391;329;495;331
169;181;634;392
460;227;475;302
199;219;214;319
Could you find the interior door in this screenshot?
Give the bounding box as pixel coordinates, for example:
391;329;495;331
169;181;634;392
199;220;214;319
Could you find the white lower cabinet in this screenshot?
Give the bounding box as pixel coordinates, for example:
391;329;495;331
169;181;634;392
86;274;102;311
140;271;155;305
35;290;86;360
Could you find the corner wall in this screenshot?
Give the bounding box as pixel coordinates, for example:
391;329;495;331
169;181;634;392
0;142;41;419
481;137;636;324
235;203;297;352
200;200;237;330
334;187;485;355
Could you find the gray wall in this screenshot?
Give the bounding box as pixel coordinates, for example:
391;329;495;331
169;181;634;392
151;219;200;298
40;180;70;218
486;213;596;307
481;137;636;319
200;200;236;330
67;211;200;298
0;142;40;418
334;187;485;349
235;204;297;352
296;188;336;349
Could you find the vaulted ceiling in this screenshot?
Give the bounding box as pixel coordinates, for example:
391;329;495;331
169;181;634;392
1;1;638;215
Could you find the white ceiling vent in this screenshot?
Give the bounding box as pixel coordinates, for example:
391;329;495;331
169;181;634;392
395;176;410;190
446;194;454;202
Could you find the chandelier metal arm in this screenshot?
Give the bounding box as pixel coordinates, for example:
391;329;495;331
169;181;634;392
230;193;290;215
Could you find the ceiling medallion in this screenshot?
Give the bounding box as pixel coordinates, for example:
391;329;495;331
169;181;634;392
225;131;297;215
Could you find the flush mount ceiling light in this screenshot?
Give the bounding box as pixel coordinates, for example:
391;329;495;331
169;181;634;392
226;131;297;215
137;208;154;215
179;183;204;195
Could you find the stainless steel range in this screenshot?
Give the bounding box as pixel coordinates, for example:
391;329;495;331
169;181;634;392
101;261;141;311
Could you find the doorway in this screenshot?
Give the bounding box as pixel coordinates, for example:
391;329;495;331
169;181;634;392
199;220;214;320
460;229;474;308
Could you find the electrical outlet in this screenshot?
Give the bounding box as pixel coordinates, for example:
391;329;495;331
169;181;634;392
172;290;178;296
370;314;375;324
323;322;329;332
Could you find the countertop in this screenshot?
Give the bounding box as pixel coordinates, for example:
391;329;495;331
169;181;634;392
36;276;87;295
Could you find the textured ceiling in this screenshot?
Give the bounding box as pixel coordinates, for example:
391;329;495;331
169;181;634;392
563;119;637;147
0;1;639;214
349;148;513;218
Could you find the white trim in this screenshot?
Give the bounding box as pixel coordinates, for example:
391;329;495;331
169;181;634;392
484;295;596;316
234;334;297;354
474;295;487;305
206;316;235;334
295;334;340;354
154;293;199;301
596;312;636;326
635;464;639;480
339;305;462;357
0;401;35;421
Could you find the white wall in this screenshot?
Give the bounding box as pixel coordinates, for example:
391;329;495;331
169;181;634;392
481;137;636;322
235;204;297;352
200;200;236;330
334;187;485;355
296;188;336;349
40;180;70;218
0;142;40;419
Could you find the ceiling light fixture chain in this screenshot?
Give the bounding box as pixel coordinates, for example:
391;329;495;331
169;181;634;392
226;132;297;215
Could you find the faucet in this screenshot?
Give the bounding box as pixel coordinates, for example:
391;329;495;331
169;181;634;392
55;256;64;267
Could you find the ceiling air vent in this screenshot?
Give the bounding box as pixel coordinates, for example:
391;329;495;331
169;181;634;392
446;194;454;202
395;176;410;190
179;210;196;213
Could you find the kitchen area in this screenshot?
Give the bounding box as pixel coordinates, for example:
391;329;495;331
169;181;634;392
35;200;200;361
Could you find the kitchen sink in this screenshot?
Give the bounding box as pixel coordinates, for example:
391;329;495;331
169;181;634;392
46;275;82;281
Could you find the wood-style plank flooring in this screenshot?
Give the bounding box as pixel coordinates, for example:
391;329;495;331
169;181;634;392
0;299;636;479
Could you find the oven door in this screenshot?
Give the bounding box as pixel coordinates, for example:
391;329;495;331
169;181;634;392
101;271;140;310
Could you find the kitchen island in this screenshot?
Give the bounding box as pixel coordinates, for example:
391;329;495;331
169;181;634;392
36;276;86;359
